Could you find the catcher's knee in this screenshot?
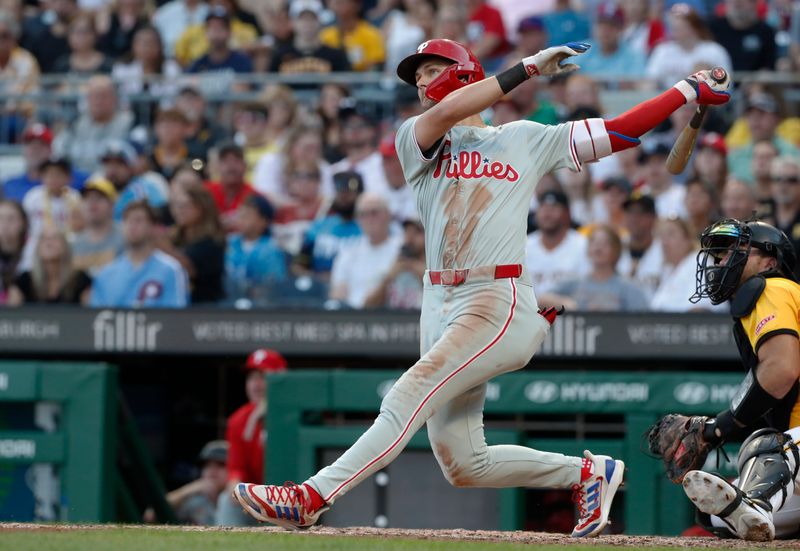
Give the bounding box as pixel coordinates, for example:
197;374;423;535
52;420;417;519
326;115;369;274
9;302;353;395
736;428;797;474
736;428;799;508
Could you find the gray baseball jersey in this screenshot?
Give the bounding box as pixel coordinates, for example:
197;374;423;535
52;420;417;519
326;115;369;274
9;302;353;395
395;117;578;270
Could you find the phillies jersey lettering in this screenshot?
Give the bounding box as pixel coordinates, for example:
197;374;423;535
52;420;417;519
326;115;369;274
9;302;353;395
395;117;577;270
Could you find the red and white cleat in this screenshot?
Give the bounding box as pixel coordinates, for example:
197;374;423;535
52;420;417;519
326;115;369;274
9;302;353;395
571;450;625;537
233;481;328;530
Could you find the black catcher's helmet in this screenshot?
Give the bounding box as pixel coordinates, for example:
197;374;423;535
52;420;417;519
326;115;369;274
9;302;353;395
692;218;798;305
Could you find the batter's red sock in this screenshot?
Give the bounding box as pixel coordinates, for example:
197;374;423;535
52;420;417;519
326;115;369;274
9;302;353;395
304;483;327;510
604;88;687;153
580;456;594;482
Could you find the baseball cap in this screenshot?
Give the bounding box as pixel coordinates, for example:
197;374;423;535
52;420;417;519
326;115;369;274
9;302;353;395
245;348;288;372
82;176;118;201
205;5;231;24
217;141;245;160
596;2;624;25
338;99;378;126
290;0;323;18
198;440;228;464
601;176;632;194
39;157;72;174
101;140;137;165
22;123;53;146
698;132;727;157
638;141;671;163
518;15;545;33
333;170;365;193
623;191;656;214
538;190;570;209
402;215;423;229
746;92;779;115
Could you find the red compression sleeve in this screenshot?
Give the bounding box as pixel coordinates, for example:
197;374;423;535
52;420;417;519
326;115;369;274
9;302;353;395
604;87;687;152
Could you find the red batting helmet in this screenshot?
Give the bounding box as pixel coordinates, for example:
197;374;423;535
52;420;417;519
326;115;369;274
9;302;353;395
245;349;288;373
396;39;485;103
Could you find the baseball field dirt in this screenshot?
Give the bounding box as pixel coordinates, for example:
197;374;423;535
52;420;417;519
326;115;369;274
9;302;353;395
1;524;797;551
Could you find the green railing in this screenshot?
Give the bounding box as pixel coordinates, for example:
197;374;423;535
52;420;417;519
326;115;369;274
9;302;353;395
266;369;743;535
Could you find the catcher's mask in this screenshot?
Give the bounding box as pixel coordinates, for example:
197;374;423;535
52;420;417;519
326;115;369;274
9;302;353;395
691;218;798;305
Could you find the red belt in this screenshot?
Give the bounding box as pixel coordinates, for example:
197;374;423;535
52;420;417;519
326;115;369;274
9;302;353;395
428;264;523;286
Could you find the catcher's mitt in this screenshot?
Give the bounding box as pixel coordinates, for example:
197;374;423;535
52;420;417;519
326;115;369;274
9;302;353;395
645;414;714;483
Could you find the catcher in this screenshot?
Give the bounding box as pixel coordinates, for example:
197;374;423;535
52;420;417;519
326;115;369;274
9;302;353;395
646;217;800;541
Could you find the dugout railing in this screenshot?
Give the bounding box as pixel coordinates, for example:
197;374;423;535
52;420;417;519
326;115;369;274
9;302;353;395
266;369;743;535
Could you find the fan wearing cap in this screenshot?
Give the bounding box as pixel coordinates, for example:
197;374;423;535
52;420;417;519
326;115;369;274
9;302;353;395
270;0;351;77
225;194;288;301
72;177;124;275
204;142;260;232
149;108;192;182
186;7;254;78
293;170;364;280
769;157;800;278
2;124;88;203
728;91;800;183
218;349;287;525
21;158;82;246
176;2;258;67
101;140;169;223
525;190;589;297
692;132;728;191
574;3;646;78
638;141;688;219
144;440;230;525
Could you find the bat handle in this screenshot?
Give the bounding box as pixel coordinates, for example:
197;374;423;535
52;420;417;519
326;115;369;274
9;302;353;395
689;105;709;130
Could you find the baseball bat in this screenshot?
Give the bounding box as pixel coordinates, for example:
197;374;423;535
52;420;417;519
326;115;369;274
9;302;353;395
665;67;728;175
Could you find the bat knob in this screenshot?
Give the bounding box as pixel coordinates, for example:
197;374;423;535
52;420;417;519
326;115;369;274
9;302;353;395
710;67;727;83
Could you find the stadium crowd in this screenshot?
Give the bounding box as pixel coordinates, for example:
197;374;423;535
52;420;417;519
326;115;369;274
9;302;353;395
0;0;799;313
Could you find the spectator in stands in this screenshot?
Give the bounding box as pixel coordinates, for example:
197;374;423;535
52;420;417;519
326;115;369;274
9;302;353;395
101;140;169;221
381;0;433;77
330;104;390;198
721;176;759;221
650;217;724;312
96;0;150;61
225;194;287;302
557;166;603;226
205;142;258;232
145;440;229;526
639;141;687;219
0;9;39;144
22;158;82;246
175;0;258;67
597;176;631;233
53;76;133;173
316;83;349;163
645;4;731;87
562;73;602;122
709;0;776;71
692;132;728;192
320;0;385;71
20;0;79;73
329;193;401;309
542;0;590;47
270;0;351;76
71;177;124;276
187;7;253;78
91;200;188;307
379;133;416;223
2;124;87;203
364;215;425;310
218;349;287;526
6;225;91;305
769;156;800;272
728;92;800;183
501;15;548;68
617;193;663;297
294;170;363;280
149;108;192;182
0;200;28;303
543;224;650;312
750;140;779;217
112;25;183;108
434;4;468;44
253;125;334;208
153;0;209;58
52;14;113;77
525;190;588;296
684;178;720;238
162;183;225;303
175;86;227;162
465;0;510;71
273;165;331;255
577;2;647;78
620;0;666;55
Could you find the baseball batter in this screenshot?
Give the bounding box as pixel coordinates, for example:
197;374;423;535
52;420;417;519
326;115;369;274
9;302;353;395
234;39;731;536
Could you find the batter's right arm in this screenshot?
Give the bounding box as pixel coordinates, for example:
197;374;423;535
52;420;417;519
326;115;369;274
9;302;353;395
415;43;590;151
